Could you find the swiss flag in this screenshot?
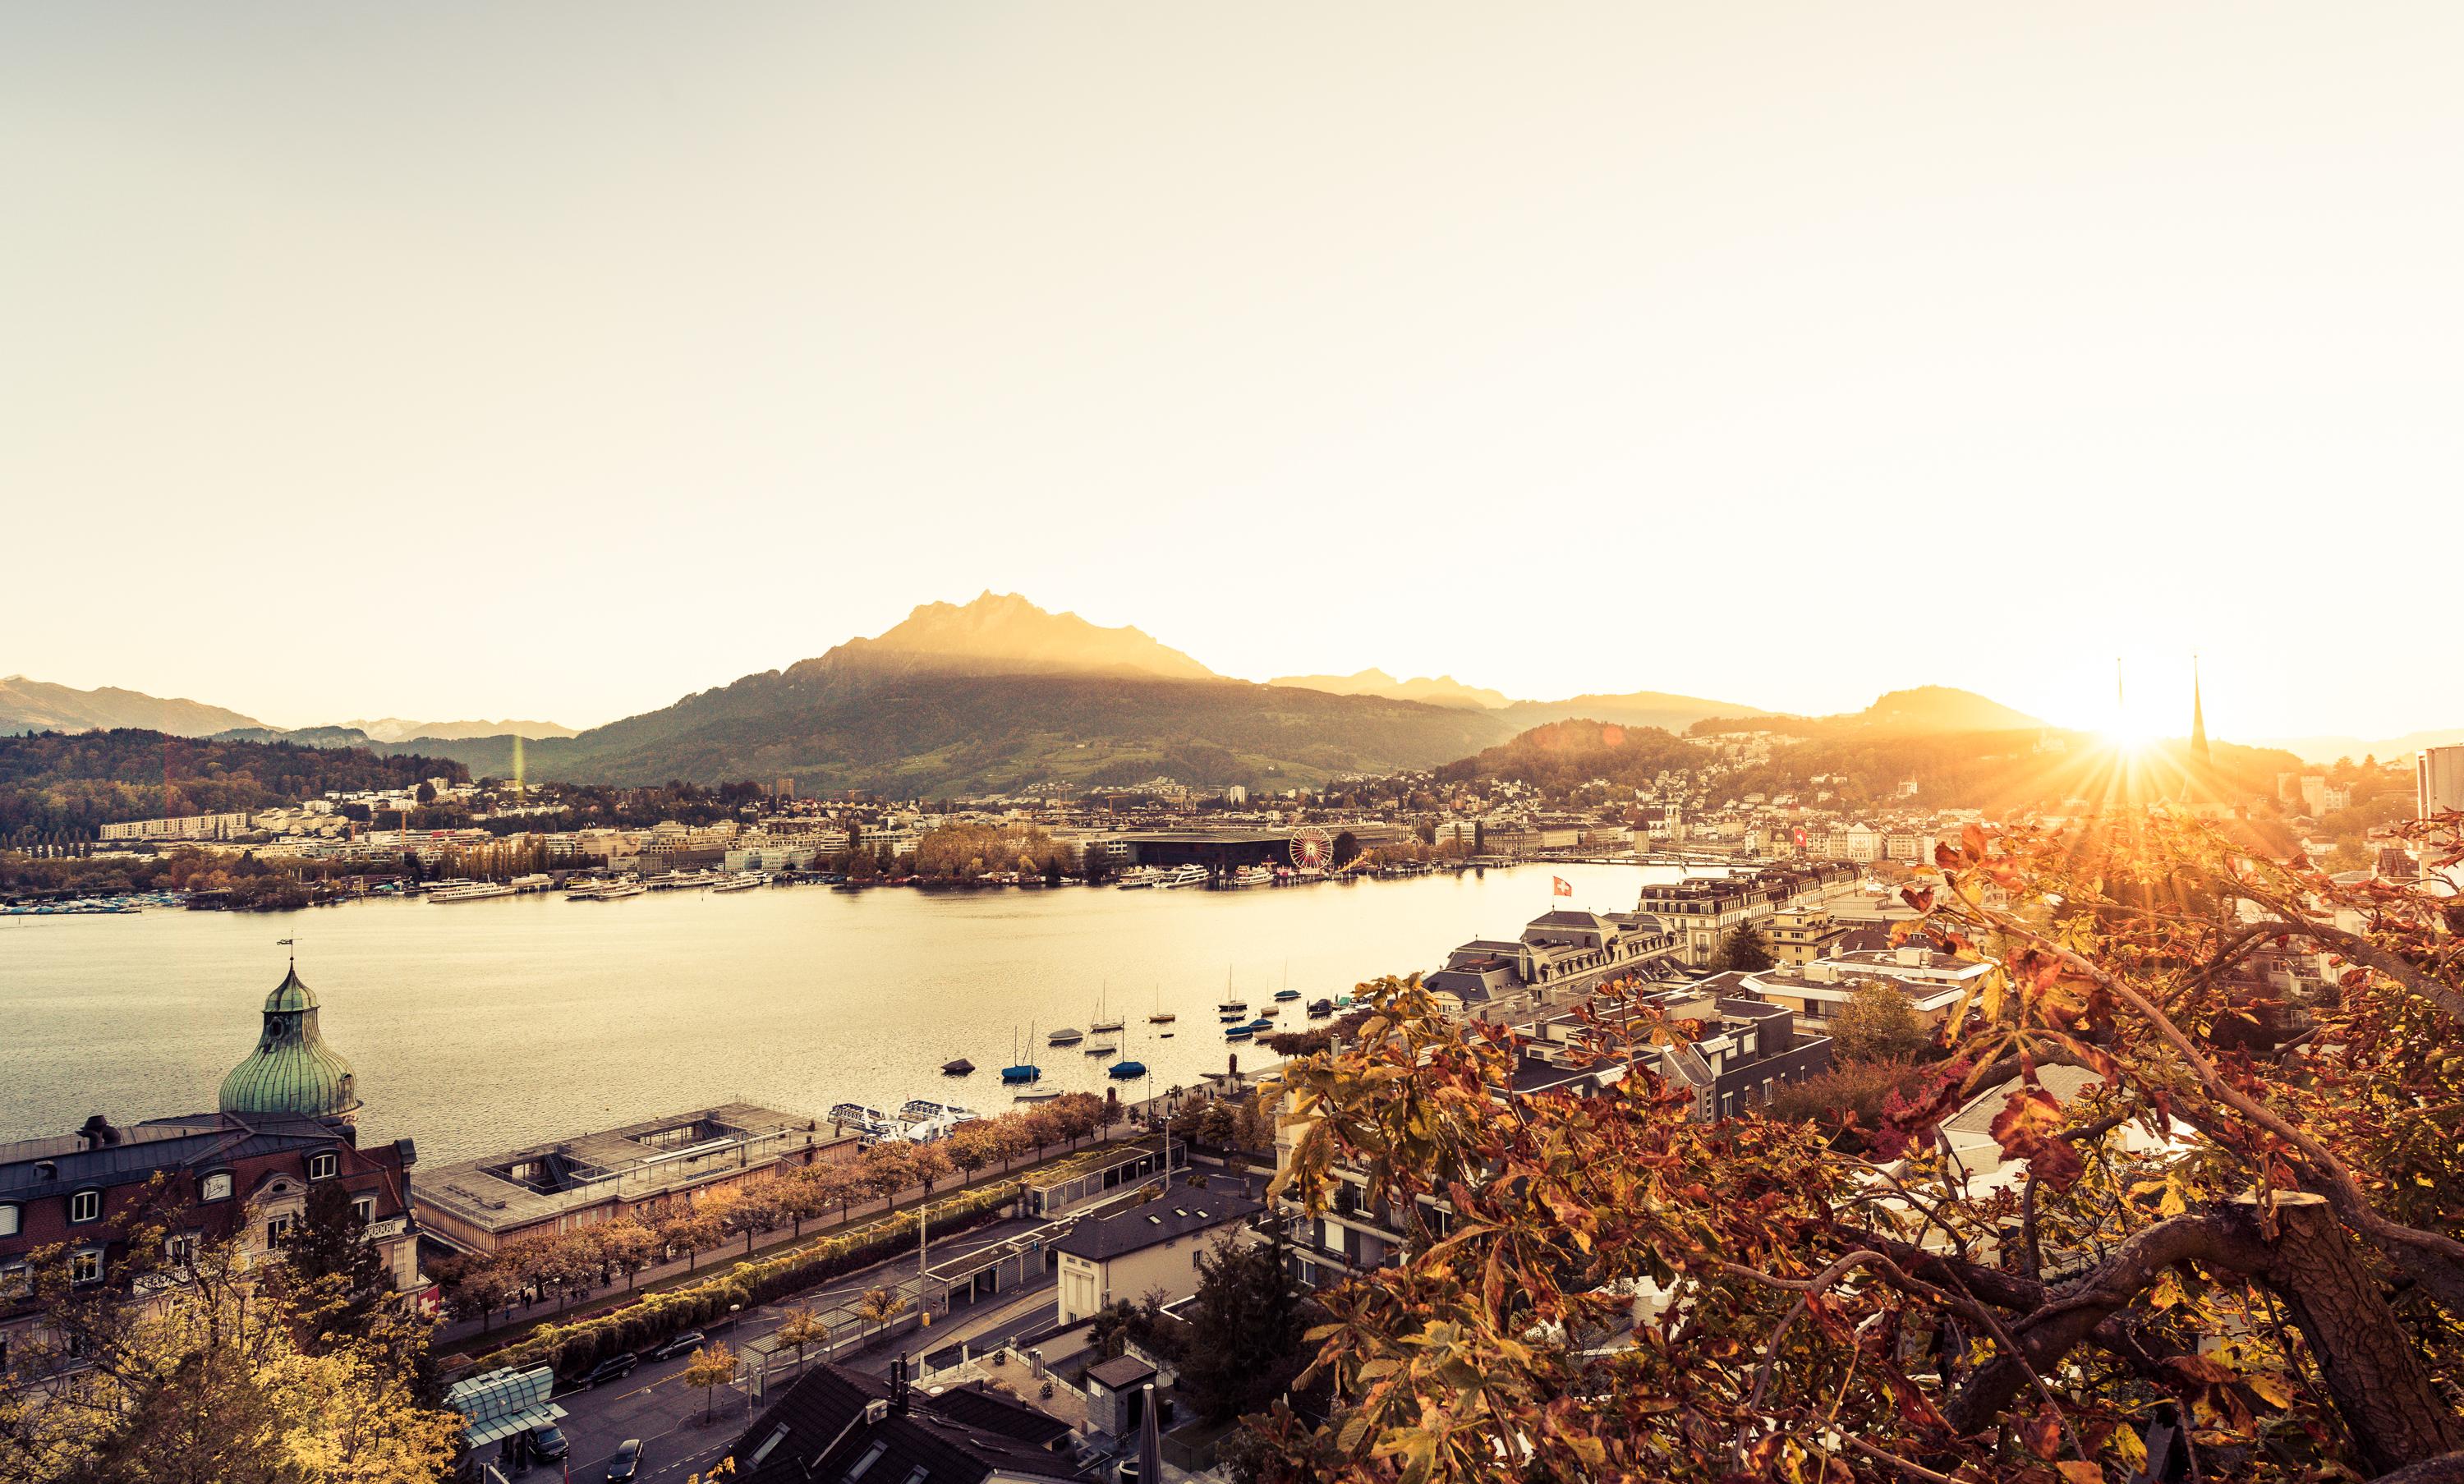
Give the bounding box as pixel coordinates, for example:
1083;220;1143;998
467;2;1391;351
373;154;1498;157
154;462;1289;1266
1551;876;1573;898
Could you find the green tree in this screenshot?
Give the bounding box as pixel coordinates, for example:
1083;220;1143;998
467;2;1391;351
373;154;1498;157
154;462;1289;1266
1175;1226;1309;1424
274;1179;391;1330
1824;978;1929;1061
1709;922;1772;972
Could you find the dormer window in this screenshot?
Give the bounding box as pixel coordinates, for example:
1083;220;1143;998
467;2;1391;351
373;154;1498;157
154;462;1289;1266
68;1189;102;1224
200;1172;233;1202
306;1153;338;1181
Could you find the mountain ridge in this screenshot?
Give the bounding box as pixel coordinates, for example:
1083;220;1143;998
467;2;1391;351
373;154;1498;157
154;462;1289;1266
0;676;264;737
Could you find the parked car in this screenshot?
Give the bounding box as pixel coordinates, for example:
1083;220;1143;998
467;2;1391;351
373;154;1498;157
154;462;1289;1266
607;1439;644;1482
585;1352;639;1388
527;1425;571;1463
645;1329;706;1362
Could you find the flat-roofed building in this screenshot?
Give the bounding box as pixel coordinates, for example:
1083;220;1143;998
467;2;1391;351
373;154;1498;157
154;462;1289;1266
414;1104;857;1254
1762;905;1848;965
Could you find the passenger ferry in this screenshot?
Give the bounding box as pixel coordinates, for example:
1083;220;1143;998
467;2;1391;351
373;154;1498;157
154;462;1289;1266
1159;864;1209;889
1115;866;1162;890
430;882;517;903
710;872;767;894
1228;865;1274;889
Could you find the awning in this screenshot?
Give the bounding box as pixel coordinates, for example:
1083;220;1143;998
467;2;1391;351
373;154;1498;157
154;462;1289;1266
462;1402;566;1447
447;1365;568;1446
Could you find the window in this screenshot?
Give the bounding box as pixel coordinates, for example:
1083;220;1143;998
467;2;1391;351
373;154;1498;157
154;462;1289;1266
306;1153;338;1181
0;1204;16;1238
266;1215;296;1247
200;1172;232;1202
68;1190;102;1224
164;1233;197;1269
352;1196;376;1226
71;1248;103;1285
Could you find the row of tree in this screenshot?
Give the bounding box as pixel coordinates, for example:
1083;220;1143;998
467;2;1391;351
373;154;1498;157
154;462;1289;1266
430;1093;1126;1330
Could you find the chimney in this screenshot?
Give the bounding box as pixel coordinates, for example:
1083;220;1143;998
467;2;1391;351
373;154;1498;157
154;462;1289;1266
78;1114;121;1150
889;1357;909;1414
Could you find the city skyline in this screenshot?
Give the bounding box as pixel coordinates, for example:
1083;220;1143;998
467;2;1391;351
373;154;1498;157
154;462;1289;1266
7;3;2462;741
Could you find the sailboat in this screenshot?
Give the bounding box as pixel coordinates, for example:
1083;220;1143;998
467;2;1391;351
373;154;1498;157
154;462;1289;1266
1107;1018;1147;1081
1089;981;1124;1036
1147;983;1175;1024
1001;1025;1042;1085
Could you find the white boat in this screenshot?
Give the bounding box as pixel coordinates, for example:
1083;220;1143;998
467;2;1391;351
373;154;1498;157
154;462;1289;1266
430;883;517;903
1047;1026;1084;1045
591;882;646;901
1115;866;1161;890
1229;865;1274;888
1160;864;1209;889
711;873;766;894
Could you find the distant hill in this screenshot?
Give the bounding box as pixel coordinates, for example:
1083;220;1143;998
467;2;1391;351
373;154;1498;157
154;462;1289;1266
212;725;377;749
0;729;463;840
1499;690;1777;734
1269;669;1511;710
1855;686;2044;733
342;717;577;743
0;676;263;737
386;593;1512;793
1439;719;1708;791
1689;686;2043;739
2254;727;2464;767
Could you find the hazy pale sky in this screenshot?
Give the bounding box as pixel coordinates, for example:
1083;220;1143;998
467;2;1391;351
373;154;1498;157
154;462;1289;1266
6;3;2459;742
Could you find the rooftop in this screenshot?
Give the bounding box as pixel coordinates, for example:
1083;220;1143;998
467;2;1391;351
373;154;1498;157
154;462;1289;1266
727;1363;1077;1484
1051;1185;1263;1262
416;1102;848;1234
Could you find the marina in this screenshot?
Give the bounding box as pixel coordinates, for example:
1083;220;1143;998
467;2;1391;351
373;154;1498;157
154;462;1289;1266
0;861;1688;1163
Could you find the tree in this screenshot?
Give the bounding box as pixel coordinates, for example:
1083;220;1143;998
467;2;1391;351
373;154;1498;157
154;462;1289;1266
276;1179;390;1328
945;1120;1001;1181
1175;1226;1311;1424
1710;921;1772;972
774;1307;828;1371
0;1214;457;1484
853;1285;911;1347
1331;830;1362;869
861;1142;922;1211
1824;977;1929;1061
909;1142;954;1194
1255;816;2464;1482
682;1341;737;1424
811;1160;868;1222
594;1216;660;1290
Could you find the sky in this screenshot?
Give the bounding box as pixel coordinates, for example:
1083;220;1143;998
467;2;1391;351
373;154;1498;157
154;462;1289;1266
5;3;2460;744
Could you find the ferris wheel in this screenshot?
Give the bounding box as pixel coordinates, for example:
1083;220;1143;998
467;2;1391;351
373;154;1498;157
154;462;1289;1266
1289;826;1334;873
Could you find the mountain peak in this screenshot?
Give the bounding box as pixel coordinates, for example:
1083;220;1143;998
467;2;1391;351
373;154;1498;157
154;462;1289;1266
1269;668;1511;710
822;592;1218;681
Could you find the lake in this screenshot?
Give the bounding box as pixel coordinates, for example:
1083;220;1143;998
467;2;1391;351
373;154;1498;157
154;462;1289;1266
0;863;1685;1163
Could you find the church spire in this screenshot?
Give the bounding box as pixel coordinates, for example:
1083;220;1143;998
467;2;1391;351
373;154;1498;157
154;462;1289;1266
2190;655;2210;766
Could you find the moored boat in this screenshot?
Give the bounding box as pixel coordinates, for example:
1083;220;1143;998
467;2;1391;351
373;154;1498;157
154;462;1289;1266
941;1058;975;1077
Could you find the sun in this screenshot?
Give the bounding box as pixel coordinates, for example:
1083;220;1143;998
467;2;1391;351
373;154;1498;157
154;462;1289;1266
2100;717;2156;755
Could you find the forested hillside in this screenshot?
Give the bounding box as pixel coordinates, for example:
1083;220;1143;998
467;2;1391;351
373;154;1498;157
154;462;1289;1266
1437;719;1708;790
0;730;463;843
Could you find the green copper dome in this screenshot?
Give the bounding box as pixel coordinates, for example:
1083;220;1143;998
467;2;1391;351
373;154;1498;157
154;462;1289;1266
218;965;361;1121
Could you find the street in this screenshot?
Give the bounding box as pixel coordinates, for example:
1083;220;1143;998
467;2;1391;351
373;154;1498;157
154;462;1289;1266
538;1216;1056;1483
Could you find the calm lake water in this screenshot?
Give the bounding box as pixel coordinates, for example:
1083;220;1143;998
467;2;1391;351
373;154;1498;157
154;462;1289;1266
0;864;1685;1164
